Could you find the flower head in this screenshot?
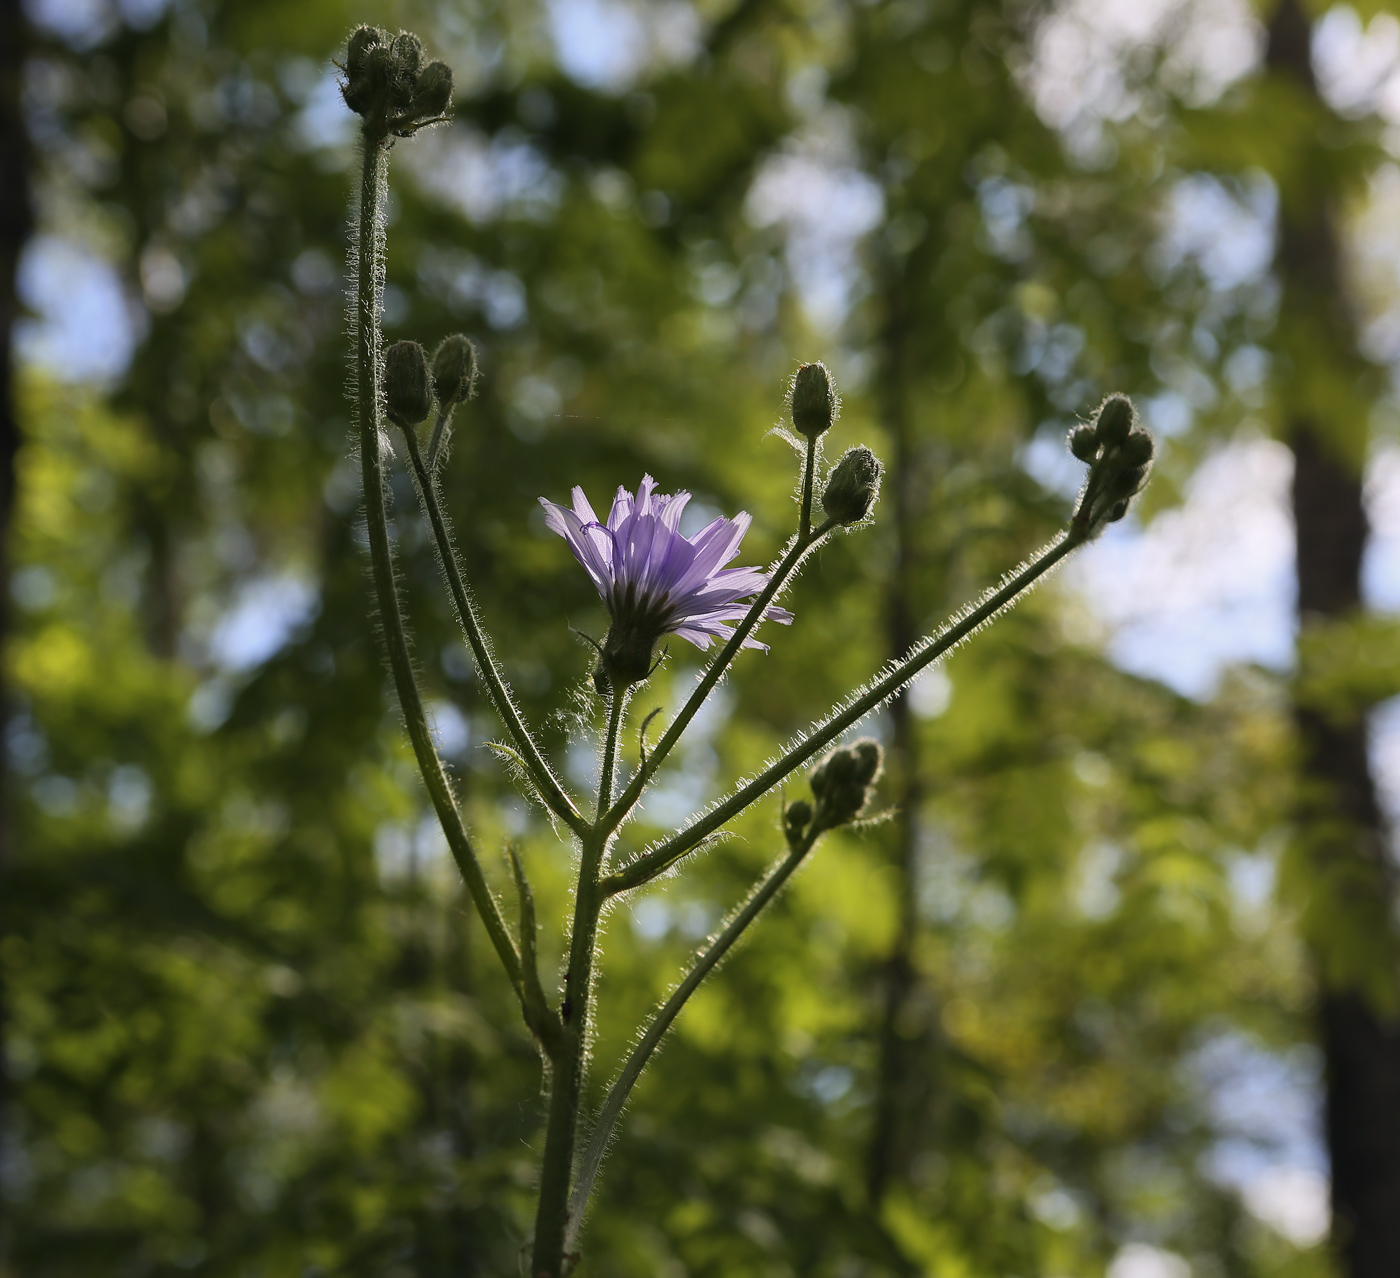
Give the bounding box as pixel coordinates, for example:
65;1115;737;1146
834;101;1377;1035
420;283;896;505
540;475;792;690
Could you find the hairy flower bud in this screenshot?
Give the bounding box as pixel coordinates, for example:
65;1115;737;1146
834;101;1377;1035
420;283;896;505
1120;429;1154;467
821;446;883;526
411;60;453;119
432;334;478;406
385;340;432;424
1094;393;1134;447
1068;424;1098;462
342;26;389;119
808;738;883;827
391;31;424;75
790;362;838;438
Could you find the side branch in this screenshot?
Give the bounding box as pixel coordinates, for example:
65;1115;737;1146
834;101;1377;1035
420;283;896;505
566;826;822;1250
604;531;1080;894
399;422;588;836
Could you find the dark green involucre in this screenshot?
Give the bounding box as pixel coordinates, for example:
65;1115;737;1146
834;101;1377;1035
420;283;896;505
790;362;838;439
821;445;883;526
385;340;432;425
433;334;479;406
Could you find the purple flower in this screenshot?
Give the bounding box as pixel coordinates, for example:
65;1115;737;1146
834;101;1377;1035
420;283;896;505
540;475;792;689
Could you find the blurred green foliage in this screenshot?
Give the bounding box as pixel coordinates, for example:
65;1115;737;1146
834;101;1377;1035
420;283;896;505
3;0;1368;1274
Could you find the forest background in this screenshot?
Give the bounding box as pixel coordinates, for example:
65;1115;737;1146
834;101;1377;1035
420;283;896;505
7;0;1400;1274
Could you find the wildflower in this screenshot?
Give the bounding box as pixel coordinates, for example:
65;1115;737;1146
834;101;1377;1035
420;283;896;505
540;475;792;691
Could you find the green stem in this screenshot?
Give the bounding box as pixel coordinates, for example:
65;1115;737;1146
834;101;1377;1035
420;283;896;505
426;402;455;471
398;422;587;836
598;686;626;822
604;530;1081;894
798;432;817;538
354;133;524;998
566;824;823;1253
531;686;626;1276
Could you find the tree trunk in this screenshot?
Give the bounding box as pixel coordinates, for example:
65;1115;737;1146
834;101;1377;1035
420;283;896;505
1268;3;1400;1272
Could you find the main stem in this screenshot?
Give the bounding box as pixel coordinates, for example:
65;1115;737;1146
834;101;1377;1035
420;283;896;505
565;823;823;1252
354;135;523;993
531;688;626;1276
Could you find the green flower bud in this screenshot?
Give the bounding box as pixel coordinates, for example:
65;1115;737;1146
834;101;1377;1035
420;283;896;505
784;799;813;847
1069;424;1099;462
1094;393;1135;447
390;31;424;76
432;334;478;406
790;361;838;438
1105;498;1130;523
1120;429;1154;467
410;61;454;120
346;26;382;77
821;445;883;527
385;340;432;425
808;738;883;827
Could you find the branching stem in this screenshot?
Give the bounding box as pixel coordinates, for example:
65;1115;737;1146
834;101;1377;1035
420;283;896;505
530;683;627;1276
604;530;1082;894
566;820;824;1252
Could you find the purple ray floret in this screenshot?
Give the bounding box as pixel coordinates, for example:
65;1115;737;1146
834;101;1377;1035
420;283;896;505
540;475;793;655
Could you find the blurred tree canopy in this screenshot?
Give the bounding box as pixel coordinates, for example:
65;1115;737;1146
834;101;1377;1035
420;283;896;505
9;0;1400;1274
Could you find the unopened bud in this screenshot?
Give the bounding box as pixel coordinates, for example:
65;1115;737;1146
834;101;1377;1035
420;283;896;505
821;446;882;527
808;738;883;827
1120;429;1154;467
790;362;838;438
342;27;389;119
784;799;812;846
1094;394;1134;447
390;31;424;77
346;26;382;76
432;334;478;406
385;340;431;424
1069;424;1098;462
411;61;453;119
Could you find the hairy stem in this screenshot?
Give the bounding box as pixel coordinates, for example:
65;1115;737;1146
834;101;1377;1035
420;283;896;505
798;432;817;538
399;421;587;836
426;402;454;472
531;687;626;1275
354;134;524;998
566;824;823;1252
605;530;1080;894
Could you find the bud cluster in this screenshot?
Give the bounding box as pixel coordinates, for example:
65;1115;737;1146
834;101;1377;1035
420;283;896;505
795;738;883;841
342;26;453;138
1068;393;1154;532
384;333;481;431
